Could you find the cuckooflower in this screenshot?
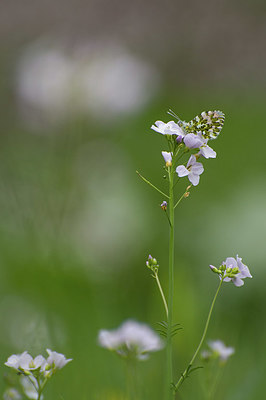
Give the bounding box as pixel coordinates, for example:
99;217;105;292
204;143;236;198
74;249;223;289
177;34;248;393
184;133;216;159
5;352;32;371
223;255;252;287
176;155;204;186
46;349;72;370
98;320;164;360
210;255;252;287
151;120;184;137
207;340;235;361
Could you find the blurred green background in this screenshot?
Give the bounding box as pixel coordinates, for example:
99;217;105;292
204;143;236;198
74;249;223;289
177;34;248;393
0;0;266;399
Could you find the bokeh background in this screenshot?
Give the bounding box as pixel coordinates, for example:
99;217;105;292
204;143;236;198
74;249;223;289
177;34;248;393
0;0;266;399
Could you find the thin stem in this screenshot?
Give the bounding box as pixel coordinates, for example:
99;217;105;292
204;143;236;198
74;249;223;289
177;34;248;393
166;165;175;400
174;279;223;392
174;187;190;209
154;272;168;318
136;171;169;199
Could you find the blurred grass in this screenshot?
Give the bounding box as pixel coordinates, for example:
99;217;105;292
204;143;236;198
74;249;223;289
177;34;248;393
0;87;265;399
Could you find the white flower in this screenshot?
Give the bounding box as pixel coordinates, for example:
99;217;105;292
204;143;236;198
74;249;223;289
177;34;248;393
46;349;72;369
183;133;216;159
223;255;252;287
151;120;184;136
176;155;204;186
5;351;32;371
208;340;235;361
98;320;164;360
3;388;22;400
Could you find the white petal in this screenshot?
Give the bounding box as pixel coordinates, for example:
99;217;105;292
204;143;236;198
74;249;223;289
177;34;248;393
176;165;189;177
191;163;204;175
199;145;216;159
188;173;200;186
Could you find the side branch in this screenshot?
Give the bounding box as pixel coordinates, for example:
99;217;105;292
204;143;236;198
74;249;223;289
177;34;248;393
136;171;169;199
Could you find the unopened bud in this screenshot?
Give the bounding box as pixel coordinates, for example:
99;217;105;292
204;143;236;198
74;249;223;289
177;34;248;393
220;263;226;272
232;267;239;274
161;201;167;211
209;265;219;274
146;255;159;271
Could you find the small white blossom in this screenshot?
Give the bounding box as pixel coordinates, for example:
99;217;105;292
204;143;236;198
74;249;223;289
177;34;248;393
223;255;252;287
3;388;22;400
176;155;204;186
208;340;235;361
184;133;216;159
151;120;184;136
46;349;72;369
5;352;32;371
98;320;164;360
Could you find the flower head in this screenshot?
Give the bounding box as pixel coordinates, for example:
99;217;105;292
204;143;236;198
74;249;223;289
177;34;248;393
208;340;235;361
4;350;72;400
98;320;164;360
210;255;252;287
5;352;33;371
201;340;234;363
183;133;216;159
151;120;184;137
176;155;204;186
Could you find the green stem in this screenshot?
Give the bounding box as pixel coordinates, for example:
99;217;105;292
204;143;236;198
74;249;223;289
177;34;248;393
174;188;189;209
136;171;169;199
155;272;168;318
166;165;175;400
174;279;223;392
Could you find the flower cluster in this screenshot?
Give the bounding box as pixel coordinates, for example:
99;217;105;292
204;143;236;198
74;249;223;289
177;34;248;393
98;320;164;360
146;254;159;274
201;340;235;363
4;350;72;399
210;255;252;287
152;110;225;186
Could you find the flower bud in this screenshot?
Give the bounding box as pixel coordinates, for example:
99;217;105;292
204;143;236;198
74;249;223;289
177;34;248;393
161;201;167;210
231;267;239;274
209;265;219;274
146;255;159;271
220;263;226;272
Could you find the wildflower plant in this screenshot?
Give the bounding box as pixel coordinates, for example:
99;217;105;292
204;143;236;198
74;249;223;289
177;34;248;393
4;350;72;400
99;108;252;400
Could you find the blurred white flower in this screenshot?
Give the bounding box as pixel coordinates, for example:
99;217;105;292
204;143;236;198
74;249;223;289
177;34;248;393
202;340;235;362
16;38;160;127
3;388;22;400
98;320;164;360
20;376;40;400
